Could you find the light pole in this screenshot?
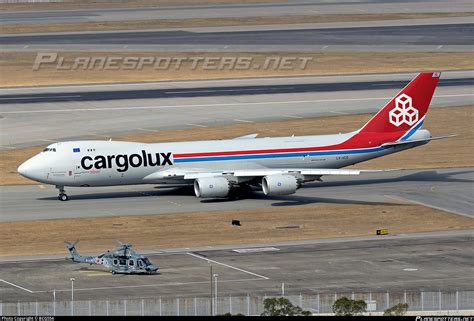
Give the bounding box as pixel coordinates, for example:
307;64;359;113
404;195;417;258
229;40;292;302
70;278;75;316
209;264;213;316
53;289;56;316
213;273;219;316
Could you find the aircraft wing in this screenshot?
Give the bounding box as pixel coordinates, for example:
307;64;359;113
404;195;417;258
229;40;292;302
143;167;385;181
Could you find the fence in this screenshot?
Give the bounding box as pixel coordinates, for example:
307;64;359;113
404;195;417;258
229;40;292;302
2;290;474;316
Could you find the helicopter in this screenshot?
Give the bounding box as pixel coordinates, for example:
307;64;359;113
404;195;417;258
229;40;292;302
65;240;158;274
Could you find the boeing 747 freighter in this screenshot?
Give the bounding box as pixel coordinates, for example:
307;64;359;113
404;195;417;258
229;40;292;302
18;72;451;201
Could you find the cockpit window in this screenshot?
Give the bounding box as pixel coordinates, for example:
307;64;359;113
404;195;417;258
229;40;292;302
42;148;56;152
142;258;151;266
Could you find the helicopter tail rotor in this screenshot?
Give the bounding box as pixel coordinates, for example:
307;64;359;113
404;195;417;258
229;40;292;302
64;240;80;250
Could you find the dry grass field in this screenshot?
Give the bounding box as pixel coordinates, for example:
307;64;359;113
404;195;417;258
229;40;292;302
1;203;473;257
1;52;473;87
1;105;472;185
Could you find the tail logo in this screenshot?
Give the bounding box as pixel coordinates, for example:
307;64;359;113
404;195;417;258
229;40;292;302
389;93;419;127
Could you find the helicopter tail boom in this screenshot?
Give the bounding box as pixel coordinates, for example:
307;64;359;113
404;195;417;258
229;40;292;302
64;240;96;263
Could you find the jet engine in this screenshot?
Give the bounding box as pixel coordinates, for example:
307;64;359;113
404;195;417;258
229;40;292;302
194;176;231;198
262;174;299;196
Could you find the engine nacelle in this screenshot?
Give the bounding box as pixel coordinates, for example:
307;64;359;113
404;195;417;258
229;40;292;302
194;176;231;198
262;174;298;196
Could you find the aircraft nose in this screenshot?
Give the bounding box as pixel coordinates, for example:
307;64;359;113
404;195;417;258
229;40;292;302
18;158;39;180
18;159;31;177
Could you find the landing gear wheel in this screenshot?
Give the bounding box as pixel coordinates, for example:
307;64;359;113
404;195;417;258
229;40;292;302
56;185;68;201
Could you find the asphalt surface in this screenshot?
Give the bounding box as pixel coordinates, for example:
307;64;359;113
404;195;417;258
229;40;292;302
0;77;472;104
1;24;472;46
1;71;472;149
1;0;471;52
1;167;472;222
2;0;472;24
0;230;472;303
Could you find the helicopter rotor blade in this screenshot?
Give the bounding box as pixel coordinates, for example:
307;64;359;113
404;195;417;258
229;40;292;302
64;240;80;248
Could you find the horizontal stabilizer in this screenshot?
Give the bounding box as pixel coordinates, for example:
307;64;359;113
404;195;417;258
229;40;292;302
382;135;456;147
233;133;258;140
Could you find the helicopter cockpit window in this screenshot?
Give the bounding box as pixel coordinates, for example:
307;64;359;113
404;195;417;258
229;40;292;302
142;258;151;266
119;259;126;266
128;260;134;266
42;148;57;152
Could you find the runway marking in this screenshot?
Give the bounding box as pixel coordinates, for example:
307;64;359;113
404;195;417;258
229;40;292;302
283;115;303;119
0;279;34;293
233;119;253;123
329;110;349;115
371;83;391;87
186;123;207;128
187;252;269;280
233;247;280;253
403;268;419;272
38;185;45;189
165;88;264;94
359;260;379;267
136;128;159;132
40;139;56;142
78;270;112;276
1;94;472;114
86;273;113;277
163;198;182;207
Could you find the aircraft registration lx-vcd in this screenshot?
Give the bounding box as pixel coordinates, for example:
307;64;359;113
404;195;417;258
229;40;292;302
18;72;453;201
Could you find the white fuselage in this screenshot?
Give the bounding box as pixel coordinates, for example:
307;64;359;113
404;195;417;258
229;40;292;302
18;130;427;188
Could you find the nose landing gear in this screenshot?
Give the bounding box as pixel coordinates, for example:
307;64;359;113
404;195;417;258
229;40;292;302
56;185;69;201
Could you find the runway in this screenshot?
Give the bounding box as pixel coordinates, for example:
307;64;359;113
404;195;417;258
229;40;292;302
0;230;472;303
1;167;472;222
2;0;472;24
1;0;472;52
1;24;472;47
1;71;472;149
1;77;472;104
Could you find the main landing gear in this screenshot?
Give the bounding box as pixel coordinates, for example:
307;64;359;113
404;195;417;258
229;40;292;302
56;185;69;201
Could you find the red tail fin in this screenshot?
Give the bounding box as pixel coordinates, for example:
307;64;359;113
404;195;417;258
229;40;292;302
359;72;440;134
